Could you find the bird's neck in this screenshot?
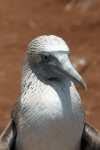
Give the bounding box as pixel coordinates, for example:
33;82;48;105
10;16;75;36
21;61;37;94
21;59;50;94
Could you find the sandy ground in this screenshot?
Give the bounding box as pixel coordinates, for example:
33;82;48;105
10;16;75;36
0;0;100;134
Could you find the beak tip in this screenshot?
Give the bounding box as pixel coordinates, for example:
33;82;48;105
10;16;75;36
84;85;87;90
85;86;87;90
82;82;87;90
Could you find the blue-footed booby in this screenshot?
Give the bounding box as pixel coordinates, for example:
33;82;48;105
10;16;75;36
0;35;100;150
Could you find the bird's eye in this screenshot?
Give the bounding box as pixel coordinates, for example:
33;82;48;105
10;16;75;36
42;55;48;60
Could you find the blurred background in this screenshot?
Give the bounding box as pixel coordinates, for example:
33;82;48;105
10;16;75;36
0;0;100;134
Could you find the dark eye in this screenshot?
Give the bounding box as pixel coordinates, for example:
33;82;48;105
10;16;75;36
42;55;49;60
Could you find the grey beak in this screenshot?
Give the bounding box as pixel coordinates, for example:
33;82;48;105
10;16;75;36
54;54;87;90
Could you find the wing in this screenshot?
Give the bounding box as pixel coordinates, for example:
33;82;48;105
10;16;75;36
81;121;100;150
0;120;17;150
0;97;22;150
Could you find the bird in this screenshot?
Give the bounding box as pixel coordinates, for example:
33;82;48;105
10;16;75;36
0;35;100;150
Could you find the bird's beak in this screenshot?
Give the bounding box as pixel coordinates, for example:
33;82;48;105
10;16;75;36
53;54;87;89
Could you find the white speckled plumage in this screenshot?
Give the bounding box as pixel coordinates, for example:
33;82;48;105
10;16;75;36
16;80;84;150
14;35;85;150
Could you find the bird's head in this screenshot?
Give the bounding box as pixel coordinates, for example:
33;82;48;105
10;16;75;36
23;35;87;90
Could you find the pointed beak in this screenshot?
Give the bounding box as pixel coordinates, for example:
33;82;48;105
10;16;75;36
54;54;87;89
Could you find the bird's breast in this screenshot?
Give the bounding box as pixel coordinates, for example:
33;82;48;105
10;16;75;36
16;81;84;150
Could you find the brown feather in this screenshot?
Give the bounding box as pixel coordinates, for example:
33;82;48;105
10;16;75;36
81;121;100;150
0;120;16;150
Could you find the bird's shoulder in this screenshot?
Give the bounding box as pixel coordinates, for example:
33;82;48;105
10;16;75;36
0;120;16;150
11;96;22;127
